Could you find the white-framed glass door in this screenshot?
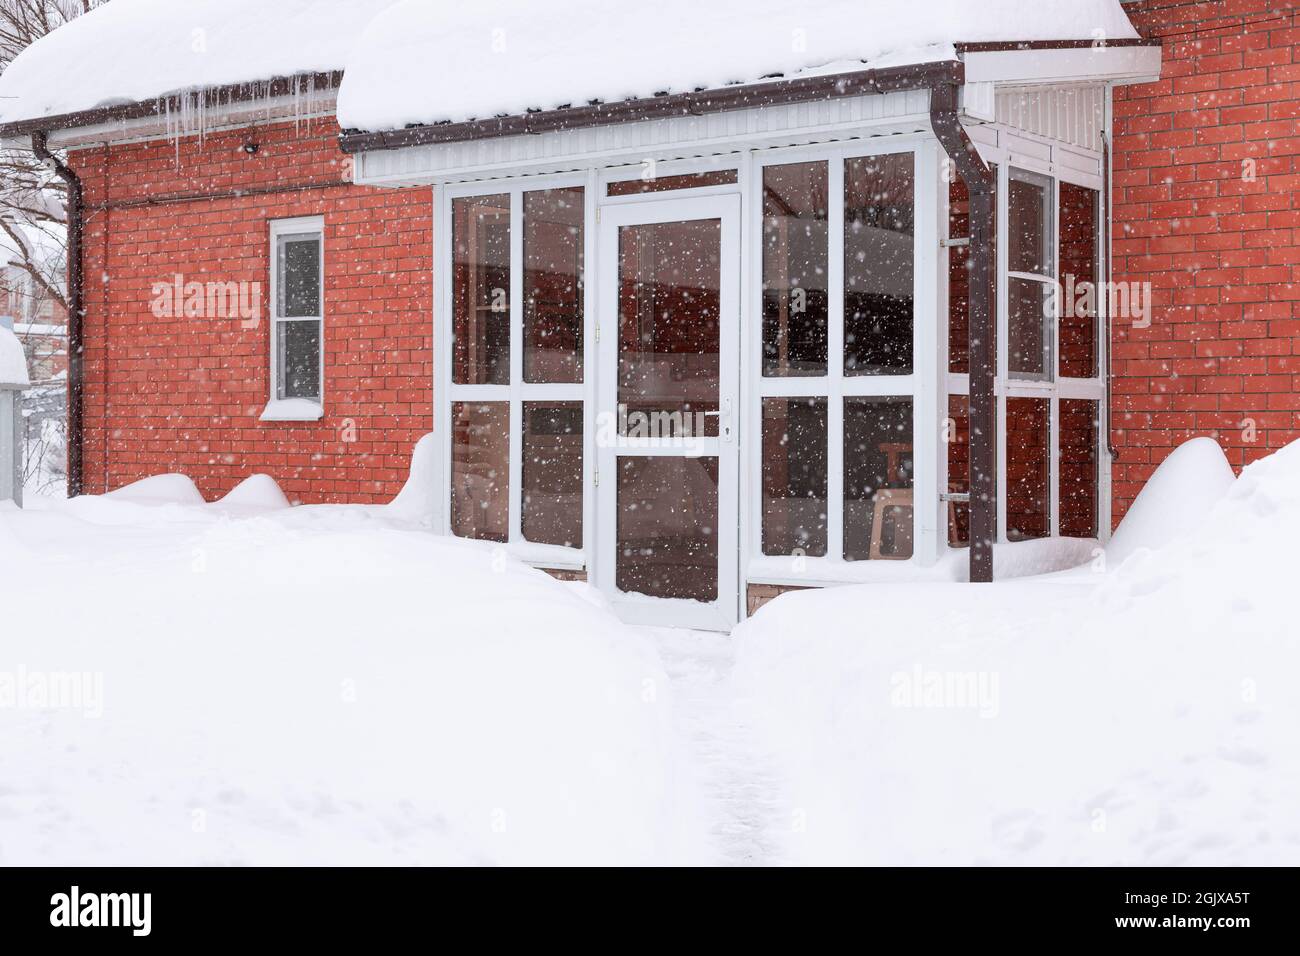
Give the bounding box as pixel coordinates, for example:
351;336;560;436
595;194;741;630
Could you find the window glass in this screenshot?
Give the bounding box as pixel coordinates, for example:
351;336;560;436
453;194;511;385
844;397;914;561
1008;276;1053;381
278;235;321;317
524;188;584;383
845;153;914;376
1059;182;1099;379
607;170;737;196
616;456;718;601
522;402;583;547
946;394;970;548
1060;399;1099;539
1008;169;1054;276
762;161;829;377
1006;397;1050;542
761;397;828;556
451;402;510;542
276;320;320;401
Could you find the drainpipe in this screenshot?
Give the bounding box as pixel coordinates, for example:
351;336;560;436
31;130;84;498
930;79;997;583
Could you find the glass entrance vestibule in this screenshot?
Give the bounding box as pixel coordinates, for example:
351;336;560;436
434;133;1107;630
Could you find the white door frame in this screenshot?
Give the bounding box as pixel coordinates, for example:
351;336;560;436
594;194;742;631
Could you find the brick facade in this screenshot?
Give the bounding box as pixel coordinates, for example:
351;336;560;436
69;118;432;503
1111;0;1300;524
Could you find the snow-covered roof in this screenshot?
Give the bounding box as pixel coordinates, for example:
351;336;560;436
0;0;1140;134
0;324;31;387
336;0;1141;132
0;0;401;127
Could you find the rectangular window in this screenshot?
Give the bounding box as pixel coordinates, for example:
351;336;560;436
606;170;737;197
1006;396;1050;542
844;397;914;561
521;402;583;547
761;397;828;556
1059;399;1099;538
271;219;324;406
446;185;587;557
524;188;584;383
617;456;718;602
758;150;918;567
1059;182;1099;379
762;161;829;377
1007;168;1055;383
845;153;914;376
946;394;970;548
453;194;511;385
451;402;510;543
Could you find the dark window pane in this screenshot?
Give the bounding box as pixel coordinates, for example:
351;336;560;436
1060;398;1099;538
616;456;718;602
451;402;509;543
1006;397;1050;542
762;161;828;377
1008;169;1053;276
1008;277;1053;380
946;393;970;548
948;164;998;376
606;170;737;196
617;219;721;437
844;397;914;561
453;194;511;385
761;397;828;556
845;153;914;376
1059;182;1099;379
522;402;583;548
276;320;320;400
524;188;584;383
278;235;320;318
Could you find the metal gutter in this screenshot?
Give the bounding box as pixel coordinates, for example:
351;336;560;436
30;131;84;497
929;79;997;583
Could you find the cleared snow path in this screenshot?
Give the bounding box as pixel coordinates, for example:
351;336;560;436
643;628;790;867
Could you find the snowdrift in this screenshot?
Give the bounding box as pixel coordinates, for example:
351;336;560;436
732;439;1300;865
0;483;705;865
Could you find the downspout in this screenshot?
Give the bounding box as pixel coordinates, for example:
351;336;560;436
31;130;83;497
930;78;997;583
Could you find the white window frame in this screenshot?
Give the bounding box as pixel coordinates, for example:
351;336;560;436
745;136;939;587
435;173;594;571
945;154;1108;548
264;216;325;422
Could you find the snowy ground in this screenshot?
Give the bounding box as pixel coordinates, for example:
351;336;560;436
2;437;1298;866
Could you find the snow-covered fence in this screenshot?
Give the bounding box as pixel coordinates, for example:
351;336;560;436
0;318;30;505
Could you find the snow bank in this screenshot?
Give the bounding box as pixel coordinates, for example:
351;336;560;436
387;433;439;526
0;325;29;386
338;0;1139;131
732;438;1300;865
0;491;706;865
0;0;400;125
1106;437;1235;566
105;473;206;505
215;474;291;512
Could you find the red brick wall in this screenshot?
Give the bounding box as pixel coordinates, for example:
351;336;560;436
1111;0;1300;525
70;118;433;503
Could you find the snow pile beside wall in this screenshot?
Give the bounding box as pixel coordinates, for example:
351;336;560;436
338;0;1140;131
731;438;1300;865
1105;437;1236;566
0;495;706;865
0;0;401;124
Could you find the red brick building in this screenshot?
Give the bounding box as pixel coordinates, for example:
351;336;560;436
2;0;1293;626
1112;0;1300;521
